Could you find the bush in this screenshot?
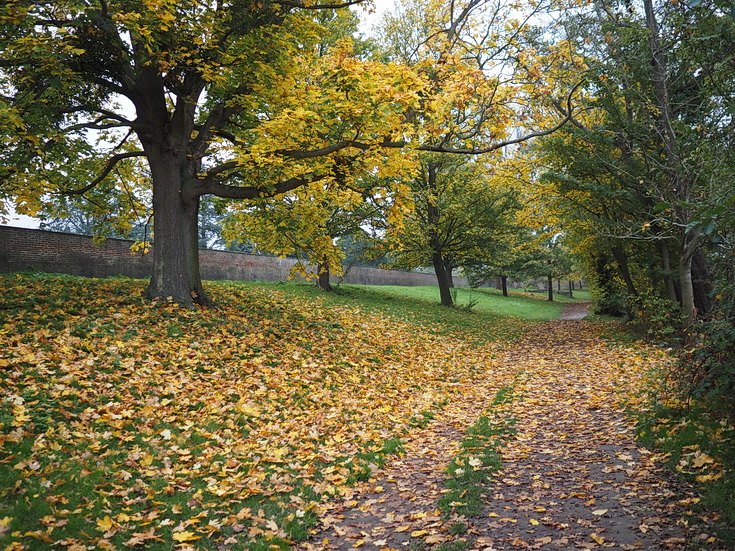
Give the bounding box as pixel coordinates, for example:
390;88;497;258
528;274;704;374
629;289;682;344
682;291;735;415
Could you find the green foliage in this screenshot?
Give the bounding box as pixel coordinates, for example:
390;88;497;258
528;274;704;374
680;257;735;415
635;404;735;547
586;251;627;318
629;288;682;343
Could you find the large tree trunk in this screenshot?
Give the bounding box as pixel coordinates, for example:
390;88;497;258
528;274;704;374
547;273;554;302
679;230;706;323
501;275;508;297
144;154;208;308
692;249;713;317
659;240;679;303
433;253;454;306
134;77;209;308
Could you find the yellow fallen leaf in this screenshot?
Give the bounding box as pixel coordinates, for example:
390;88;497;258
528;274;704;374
425;534;448;543
96;516;115;532
529;518;539;526
592;509;608;516
410;530;428;537
172;531;199;542
354;539;365;547
691;453;715;469
591;533;605;544
0;517;12;527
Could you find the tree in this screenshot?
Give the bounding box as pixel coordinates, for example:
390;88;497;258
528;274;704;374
372;0;584;306
222;179;392;290
532;0;734;324
388;154;520;306
0;0;426;306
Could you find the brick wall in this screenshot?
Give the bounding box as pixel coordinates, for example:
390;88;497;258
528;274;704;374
0;226;463;287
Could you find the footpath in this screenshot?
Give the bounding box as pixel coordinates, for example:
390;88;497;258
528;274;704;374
299;303;724;551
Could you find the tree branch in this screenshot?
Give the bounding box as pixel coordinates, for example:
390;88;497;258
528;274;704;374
201;172;329;200
61;151;147;196
273;0;366;8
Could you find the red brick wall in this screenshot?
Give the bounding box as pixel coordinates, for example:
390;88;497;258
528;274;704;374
0;226;458;287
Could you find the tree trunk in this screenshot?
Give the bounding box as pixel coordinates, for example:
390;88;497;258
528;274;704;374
433;253;454;306
144;156;208;308
501;275;508;297
445;264;454;288
679;251;695;324
611;245;638;299
547;273;554;302
692;249;713;317
317;259;332;291
659;240;679;303
678;230;708;323
568;280;573;299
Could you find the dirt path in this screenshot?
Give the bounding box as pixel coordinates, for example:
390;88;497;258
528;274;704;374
558;301;592;320
299;318;721;551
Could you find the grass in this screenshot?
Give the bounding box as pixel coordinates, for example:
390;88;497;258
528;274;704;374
13;272;727;551
264;282;579;346
437;383;519;519
349;284;566;319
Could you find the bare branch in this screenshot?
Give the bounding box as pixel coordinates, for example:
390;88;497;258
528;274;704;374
273;0;366;8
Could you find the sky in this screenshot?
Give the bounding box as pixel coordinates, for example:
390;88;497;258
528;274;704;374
355;0;394;35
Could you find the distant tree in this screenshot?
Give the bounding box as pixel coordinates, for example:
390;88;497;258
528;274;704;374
388;154;520;306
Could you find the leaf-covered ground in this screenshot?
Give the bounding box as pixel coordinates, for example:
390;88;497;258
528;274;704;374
1;275;728;551
0;274;531;550
299;312;729;551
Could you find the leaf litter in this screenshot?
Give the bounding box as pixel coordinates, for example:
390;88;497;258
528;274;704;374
0;277;726;550
299;314;726;551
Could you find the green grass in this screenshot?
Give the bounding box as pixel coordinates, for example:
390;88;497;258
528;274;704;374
635;404;735;548
259;282;574;346
355;285;567;319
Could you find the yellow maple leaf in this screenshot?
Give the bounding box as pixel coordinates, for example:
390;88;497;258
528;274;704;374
172;531;199;542
96;516;115;532
590;533;605;544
